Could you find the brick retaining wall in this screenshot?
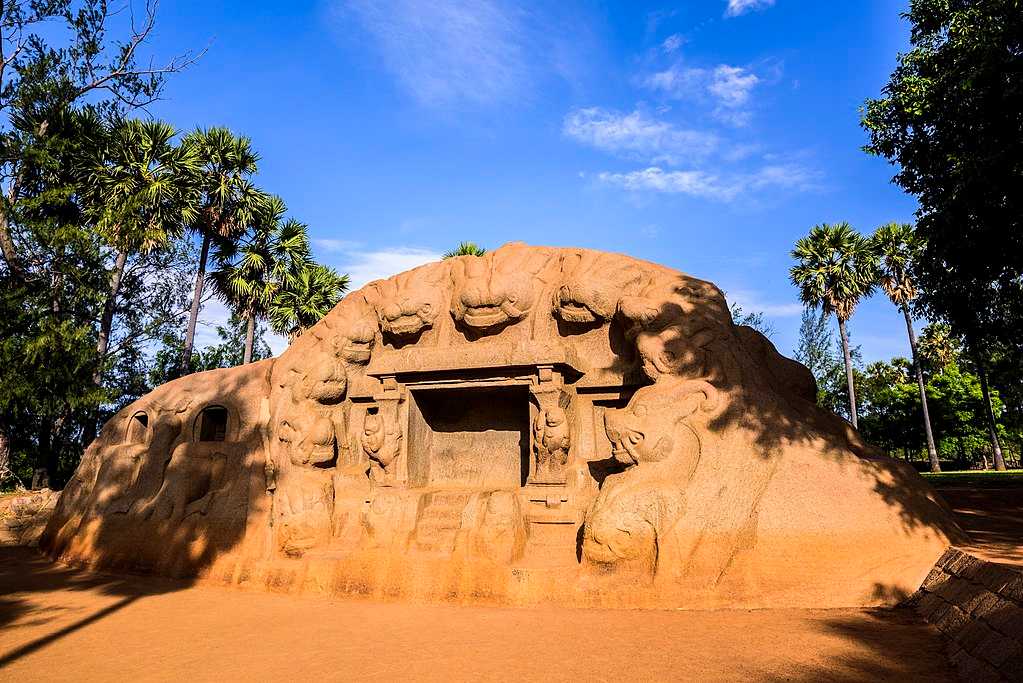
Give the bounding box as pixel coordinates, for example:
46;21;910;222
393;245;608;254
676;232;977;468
909;547;1023;681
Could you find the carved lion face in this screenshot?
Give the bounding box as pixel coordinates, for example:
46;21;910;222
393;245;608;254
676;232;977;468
457;261;534;328
604;394;676;467
335;316;377;365
603;381;710;471
369;269;445;340
450;246;556;331
554;253;646;324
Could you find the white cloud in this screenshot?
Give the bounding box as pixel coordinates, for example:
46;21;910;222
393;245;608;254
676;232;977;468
643;63;761;127
312;238;362;253
339;0;530;107
597;167;734;201
596;163;818;202
661;33;684;54
562;107;717;165
709;65;759;108
725;0;776;18
726;288;802;317
335;246;443;291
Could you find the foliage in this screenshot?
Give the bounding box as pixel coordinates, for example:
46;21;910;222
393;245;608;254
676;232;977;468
729;301;776;339
793;307;859;418
443;241;486;258
0;4;345;488
268;263;349;341
790;223;877;321
862;0;1023;355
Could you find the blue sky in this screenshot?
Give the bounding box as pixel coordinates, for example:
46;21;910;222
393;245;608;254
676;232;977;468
144;0;919;360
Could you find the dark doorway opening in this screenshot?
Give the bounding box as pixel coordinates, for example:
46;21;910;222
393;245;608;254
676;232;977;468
409;386;529;488
197;406;229;442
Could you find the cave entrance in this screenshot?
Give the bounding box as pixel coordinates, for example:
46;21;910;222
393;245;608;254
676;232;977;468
408;386;530;489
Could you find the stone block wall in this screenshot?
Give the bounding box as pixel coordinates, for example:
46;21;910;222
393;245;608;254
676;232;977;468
910;547;1023;681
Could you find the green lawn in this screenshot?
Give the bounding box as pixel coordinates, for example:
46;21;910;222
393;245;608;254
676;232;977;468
921;469;1023;488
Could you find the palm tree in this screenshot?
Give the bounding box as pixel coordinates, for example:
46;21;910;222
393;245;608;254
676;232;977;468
268;264;349;342
86;118;200;387
790;223;877;429
210;196;312;363
443;241;486;258
871;223;941;472
178;127;265;374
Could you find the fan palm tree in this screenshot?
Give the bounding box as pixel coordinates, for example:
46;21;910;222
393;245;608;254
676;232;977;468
790;222;877;428
178;127;266;373
268;263;349;342
210;196;312;363
86;117;200;385
443;241;486;258
871;222;941;472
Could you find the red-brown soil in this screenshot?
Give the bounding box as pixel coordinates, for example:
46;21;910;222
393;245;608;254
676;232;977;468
0;548;951;682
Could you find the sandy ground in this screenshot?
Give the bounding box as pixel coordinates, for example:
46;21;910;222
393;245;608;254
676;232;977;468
0;548;951;682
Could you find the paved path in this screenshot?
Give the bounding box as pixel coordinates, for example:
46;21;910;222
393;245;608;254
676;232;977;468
0;548;951;682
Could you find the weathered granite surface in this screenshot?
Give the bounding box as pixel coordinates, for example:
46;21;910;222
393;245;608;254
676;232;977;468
42;243;963;608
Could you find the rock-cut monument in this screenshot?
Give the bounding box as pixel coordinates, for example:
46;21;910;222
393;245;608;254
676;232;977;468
42;243;963;608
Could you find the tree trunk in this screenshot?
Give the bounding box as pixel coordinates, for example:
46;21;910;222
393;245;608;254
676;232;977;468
181;233;211;374
838;316;858;429
243;310;255;365
903;305;940;472
978;366;1007;471
83;249;130;447
0;161;25;280
0;210;23;280
93;249;129;385
0;424;12;487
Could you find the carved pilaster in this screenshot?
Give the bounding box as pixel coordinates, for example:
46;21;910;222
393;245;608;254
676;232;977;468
529;365;572;485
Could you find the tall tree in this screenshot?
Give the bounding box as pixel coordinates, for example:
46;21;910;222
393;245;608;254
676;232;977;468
871;222;941;472
86;117;199;388
178;127;263;373
0;0;201;280
268;264;348;342
211;196;311;364
790;223;877;428
862;0;1023;366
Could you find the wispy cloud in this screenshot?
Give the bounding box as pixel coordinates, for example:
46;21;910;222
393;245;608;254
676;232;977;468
726;287;802;317
725;0;776;18
642;63;762;127
661;33;684;54
312;238;363;253
334;246;443;291
562;107;718;165
596;163;819;201
339;0;529;107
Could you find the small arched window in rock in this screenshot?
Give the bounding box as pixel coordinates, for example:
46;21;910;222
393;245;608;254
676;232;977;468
126;412;148;444
197;406;229;442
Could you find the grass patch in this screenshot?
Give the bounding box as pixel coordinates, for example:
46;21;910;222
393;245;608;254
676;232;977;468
922;470;1023;488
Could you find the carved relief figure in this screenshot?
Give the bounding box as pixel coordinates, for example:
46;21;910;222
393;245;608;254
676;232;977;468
133;445;232;522
366;265;447;344
362;408;402;481
582;379;716;575
553;251;647;325
618;277;730;383
449;244;557;333
532;407;571;482
328;299;377;365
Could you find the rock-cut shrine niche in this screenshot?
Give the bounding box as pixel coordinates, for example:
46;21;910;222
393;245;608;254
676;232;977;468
125;411;149;445
195;405;229;442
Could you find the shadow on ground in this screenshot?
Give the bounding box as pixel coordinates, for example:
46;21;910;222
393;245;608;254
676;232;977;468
0;546;192;668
